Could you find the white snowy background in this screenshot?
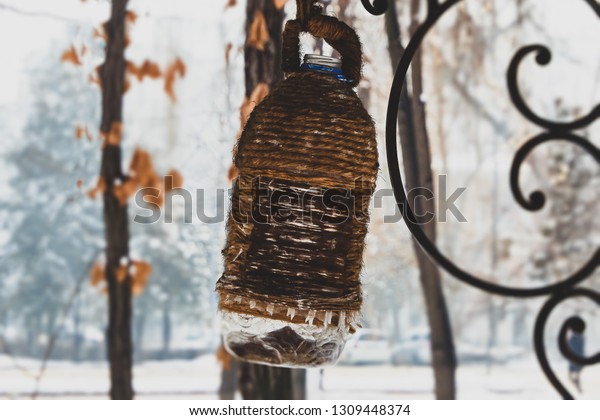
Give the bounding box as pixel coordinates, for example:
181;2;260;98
0;0;598;399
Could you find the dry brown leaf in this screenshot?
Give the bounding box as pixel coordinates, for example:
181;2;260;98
225;42;233;66
249;82;269;104
273;0;287;10
131;260;152;295
126;60;138;75
75;125;85;140
164;57;186;102
123;77;131;94
164;75;176;101
76;124;93;141
144;188;164;209
76;179;83;189
129;148;156;186
115;265;128;283
227;164;238;183
132;281;145;296
224;0;236;8
240;96;253;127
139;60;162;80
174;58;186;77
113;178;140;206
141;173;164;208
61;45;82;66
93;25;107;41
240;83;269;127
89;69;101;88
148;171;163;191
136;174;163;208
106;121;123;146
125;148;180;209
164;169;183;193
126;10;138;24
87;176;106;199
90;263;105;286
216;344;232;370
247;11;270;51
126;60;162;88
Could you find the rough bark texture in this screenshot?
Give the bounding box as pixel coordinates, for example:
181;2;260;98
244;0;285;96
99;0;133;400
385;0;457;400
230;0;304;400
218;350;239;400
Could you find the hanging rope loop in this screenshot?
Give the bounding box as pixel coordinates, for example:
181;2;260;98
282;0;363;87
295;0;322;30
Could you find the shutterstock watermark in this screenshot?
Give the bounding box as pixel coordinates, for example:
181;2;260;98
133;175;467;225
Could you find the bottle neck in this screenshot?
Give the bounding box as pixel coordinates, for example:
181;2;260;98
301;54;352;84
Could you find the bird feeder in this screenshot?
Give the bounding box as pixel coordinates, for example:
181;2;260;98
217;0;378;367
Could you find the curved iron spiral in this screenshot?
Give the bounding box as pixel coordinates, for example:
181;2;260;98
360;0;388;15
534;288;600;399
510;132;600;211
507;45;600;132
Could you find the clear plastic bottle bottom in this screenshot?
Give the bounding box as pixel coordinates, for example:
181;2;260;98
221;310;351;367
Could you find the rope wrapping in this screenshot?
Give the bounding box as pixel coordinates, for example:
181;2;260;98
217;0;377;329
282;0;363;87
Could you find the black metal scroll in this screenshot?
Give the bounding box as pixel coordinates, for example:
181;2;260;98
360;0;388;15
361;0;600;399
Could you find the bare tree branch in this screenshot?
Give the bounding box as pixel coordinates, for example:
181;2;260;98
0;2;81;23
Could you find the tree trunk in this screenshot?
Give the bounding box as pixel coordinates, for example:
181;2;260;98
161;301;171;359
243;0;285;96
72;300;82;362
239;362;293;400
133;306;146;361
227;0;304;400
291;369;307;400
385;0;457;400
218;350;239;400
99;0;133;400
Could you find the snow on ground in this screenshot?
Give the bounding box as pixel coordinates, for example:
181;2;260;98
0;355;597;400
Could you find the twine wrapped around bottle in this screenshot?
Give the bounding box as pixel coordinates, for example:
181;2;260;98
217;0;378;341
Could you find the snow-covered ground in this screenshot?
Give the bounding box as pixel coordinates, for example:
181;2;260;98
0;355;597;400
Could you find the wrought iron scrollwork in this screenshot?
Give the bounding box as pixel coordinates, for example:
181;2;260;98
360;0;388;16
510;132;600;212
507;45;600;132
362;0;600;399
534;289;600;399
